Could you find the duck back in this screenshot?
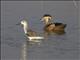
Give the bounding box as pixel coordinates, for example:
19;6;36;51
54;23;66;28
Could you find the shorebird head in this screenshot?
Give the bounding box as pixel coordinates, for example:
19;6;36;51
20;20;28;26
16;20;28;27
40;14;53;24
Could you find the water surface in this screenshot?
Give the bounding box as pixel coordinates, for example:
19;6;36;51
1;1;80;60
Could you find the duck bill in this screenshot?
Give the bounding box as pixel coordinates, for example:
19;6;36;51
40;18;44;22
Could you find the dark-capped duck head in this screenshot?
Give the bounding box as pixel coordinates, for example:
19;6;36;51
41;14;54;24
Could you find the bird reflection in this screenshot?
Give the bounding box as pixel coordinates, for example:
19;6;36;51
40;14;66;37
20;40;41;60
26;39;42;46
20;42;27;60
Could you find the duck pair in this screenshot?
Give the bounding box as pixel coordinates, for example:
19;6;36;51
17;14;66;41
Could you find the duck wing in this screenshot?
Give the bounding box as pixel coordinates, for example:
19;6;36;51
45;23;53;27
54;23;67;28
54;23;63;26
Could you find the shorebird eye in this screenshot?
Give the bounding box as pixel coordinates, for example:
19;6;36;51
22;21;25;23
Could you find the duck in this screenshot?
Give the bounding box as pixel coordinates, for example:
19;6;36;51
16;19;44;42
40;14;67;34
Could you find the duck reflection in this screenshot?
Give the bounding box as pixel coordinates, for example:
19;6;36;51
40;14;67;36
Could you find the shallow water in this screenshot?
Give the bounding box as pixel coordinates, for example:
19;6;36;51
1;1;80;60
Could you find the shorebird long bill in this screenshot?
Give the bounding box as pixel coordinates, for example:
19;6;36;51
16;22;21;25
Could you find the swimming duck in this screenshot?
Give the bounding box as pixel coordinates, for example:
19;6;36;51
16;19;44;42
40;14;67;34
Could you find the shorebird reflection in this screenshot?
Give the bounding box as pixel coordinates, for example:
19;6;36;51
20;42;27;60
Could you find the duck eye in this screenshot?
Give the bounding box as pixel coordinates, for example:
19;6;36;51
48;18;51;20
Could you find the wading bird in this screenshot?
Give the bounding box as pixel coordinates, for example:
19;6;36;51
16;19;44;42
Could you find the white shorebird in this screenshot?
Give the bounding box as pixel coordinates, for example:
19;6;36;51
17;19;44;42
